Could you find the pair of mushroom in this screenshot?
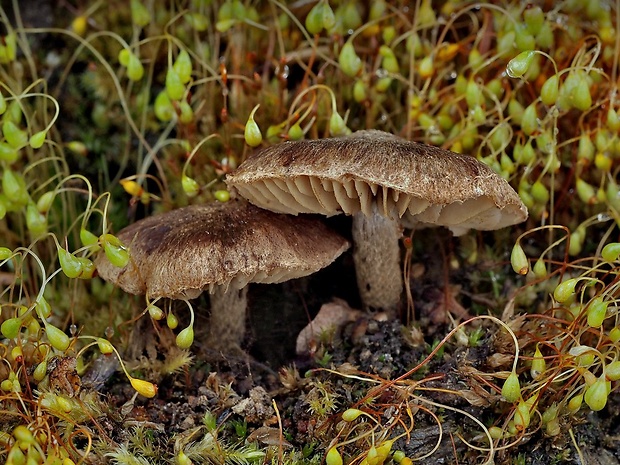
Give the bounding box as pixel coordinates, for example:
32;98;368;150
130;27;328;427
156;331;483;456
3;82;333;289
96;130;527;352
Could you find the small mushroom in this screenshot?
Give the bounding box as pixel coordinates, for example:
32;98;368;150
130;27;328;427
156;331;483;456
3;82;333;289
95;199;349;352
226;130;528;315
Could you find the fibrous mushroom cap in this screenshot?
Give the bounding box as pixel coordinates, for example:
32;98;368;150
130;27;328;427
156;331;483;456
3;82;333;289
226;130;528;234
95;200;350;300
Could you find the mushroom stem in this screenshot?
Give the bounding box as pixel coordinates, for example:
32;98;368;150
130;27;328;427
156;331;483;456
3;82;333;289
208;285;249;352
351;204;403;316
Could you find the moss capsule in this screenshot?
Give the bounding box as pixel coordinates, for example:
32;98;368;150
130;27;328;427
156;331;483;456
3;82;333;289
342;408;363;421
595;153;612;172
521;103;538;135
465;79;483;108
26;203;47;237
339;41;362;77
182;175;200;197
80;228;100;251
3;120;27;148
567;393;583;413
97;338;115;355
29;130;46;149
510;243;529;275
508;99;524;125
326;447;343;465
36;296;52;319
45;323;71;351
513;400;531;431
58;248;83;279
553;278;578;303
3;169;29;206
33;361;47;382
177;451;192;465
1;317;22;339
127;53;145;81
329;112;347;137
148;304;165;320
507;51;536;78
540;74;559;106
530;345;546;380
154;91;174;121
305;0;326;34
165;68;185;100
0;142;18;163
536;22;554;49
244;104;262;147
118;48;130;66
605;361;620;381
530;181;549;204
524;5;544;35
173;50;192;84
379;46;399;73
176;325;195;349
584;377;609;411
214;189;230;202
0;246;11;260
607;107;620;131
532;259;547;278
586;297;608;327
572;76;592;111
36;191;55;214
287;123;304;141
576;178;597;204
502;372;521;403
130;0;151;27
601;242;620;262
178;101;194;124
167;312;179;329
514;25;535;52
101;234;129;268
103;242;129;268
130;377;158;398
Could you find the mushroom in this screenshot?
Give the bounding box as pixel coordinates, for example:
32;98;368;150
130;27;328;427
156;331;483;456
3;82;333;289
95;199;350;352
225;130;528;315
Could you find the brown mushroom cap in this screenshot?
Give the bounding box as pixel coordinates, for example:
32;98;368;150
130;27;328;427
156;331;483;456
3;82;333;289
95;200;350;300
225;130;527;234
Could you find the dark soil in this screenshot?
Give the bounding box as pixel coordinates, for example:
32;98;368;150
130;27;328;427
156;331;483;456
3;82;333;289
80;239;620;465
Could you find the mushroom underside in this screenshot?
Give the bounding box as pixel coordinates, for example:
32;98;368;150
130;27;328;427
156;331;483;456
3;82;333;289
232;178;525;313
233;177;523;232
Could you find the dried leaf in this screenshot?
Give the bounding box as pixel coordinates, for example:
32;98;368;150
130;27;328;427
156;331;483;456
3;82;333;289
458;389;493;407
296;299;362;354
246;426;292;448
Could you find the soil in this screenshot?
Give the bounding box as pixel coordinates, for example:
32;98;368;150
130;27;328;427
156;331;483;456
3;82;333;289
77;236;620;464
